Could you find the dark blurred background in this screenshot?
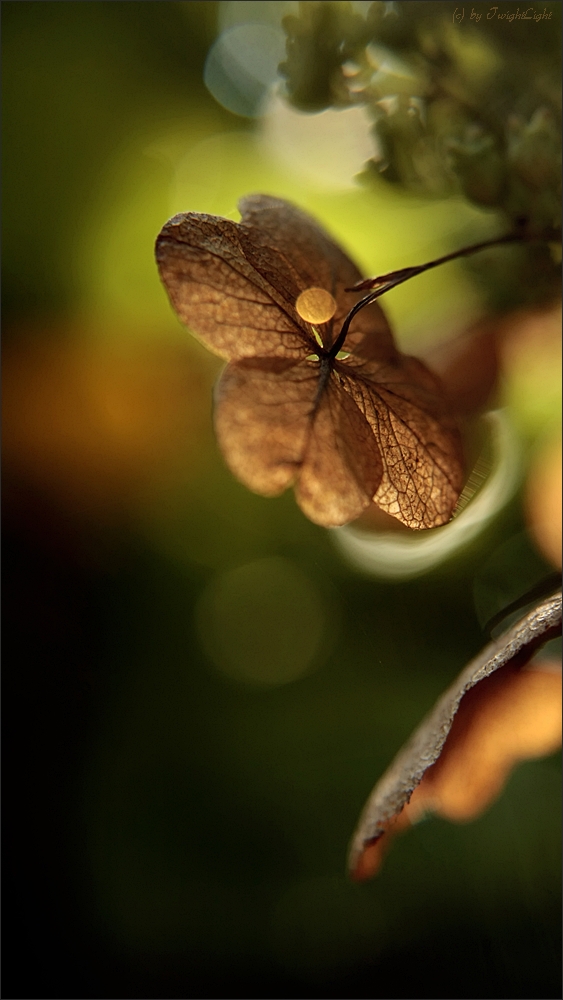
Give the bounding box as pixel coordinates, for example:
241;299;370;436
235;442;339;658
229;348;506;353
2;4;561;999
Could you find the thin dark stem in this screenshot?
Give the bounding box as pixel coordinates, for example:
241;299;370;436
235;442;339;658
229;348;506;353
328;293;377;359
329;228;561;359
350;232;540;291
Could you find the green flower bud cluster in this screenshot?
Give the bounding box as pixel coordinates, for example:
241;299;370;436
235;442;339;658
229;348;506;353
280;1;561;303
279;0;561;306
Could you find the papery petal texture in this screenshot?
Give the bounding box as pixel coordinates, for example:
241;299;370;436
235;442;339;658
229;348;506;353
156;194;464;529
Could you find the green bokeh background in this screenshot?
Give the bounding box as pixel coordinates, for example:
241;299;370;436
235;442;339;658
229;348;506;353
2;4;560;998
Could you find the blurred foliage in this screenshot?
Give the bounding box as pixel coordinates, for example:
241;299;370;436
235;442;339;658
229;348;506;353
280;0;561;306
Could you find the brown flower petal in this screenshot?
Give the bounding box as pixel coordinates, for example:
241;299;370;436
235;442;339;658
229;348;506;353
340;355;464;528
215;357;383;526
423;319;501;417
156;195;396;361
412;660;562;822
238;194;363;304
348;589;562;881
294;371;383;526
155;211;311;361
239;196;397;361
526;433;562;569
156;195;464;528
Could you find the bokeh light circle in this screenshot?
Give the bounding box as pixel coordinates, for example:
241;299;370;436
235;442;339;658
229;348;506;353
204;24;285;118
195;557;327;687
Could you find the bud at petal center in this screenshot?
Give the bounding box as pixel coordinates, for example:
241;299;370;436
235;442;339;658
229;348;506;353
296;287;337;325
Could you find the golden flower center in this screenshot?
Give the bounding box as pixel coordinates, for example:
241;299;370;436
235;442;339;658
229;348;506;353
295;287;337;325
